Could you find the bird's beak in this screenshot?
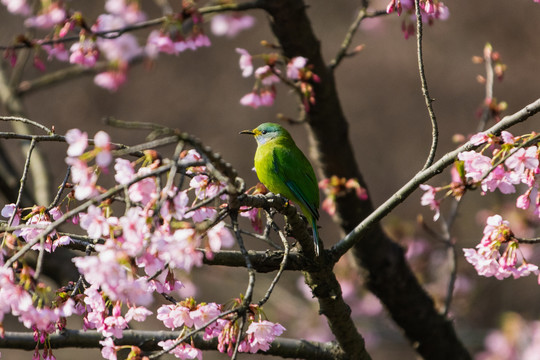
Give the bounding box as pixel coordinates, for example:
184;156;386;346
239;129;255;135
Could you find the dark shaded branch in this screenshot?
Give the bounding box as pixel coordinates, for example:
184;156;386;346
260;1;471;359
0;330;346;359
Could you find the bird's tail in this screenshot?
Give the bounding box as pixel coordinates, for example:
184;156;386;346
311;218;320;256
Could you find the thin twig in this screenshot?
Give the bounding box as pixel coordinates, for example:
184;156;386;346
438;198;462;317
48;166;71;209
231;211;256;303
258;226;290;307
477;45;495;132
415;0;438;170
516;237;540;244
6;138;36;231
0;116;52;134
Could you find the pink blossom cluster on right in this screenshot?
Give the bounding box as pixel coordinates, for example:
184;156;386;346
420;131;540;283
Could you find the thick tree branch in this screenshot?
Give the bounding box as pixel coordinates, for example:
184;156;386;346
260;1;472;359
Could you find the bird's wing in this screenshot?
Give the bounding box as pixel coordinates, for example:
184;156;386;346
272;146;319;220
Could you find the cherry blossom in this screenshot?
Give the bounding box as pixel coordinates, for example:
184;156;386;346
236;48;253;77
99;337;118;360
211;14;255;38
207;221;235;253
286;56;307;80
79;205;110;239
419;184;441;221
69;40;100;68
114;158;135;184
245;320;286;353
240;91;261;108
65;129;88;157
24;2;65;29
1;0;30;16
157;340;202;360
505;146;539;174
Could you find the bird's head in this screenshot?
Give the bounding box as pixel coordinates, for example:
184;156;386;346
239;123;291;145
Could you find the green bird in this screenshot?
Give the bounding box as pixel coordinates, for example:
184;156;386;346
240;123;321;255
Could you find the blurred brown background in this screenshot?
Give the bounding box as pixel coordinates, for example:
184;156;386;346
1;0;539;359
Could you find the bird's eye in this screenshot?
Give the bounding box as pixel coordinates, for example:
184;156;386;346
261;130;267;134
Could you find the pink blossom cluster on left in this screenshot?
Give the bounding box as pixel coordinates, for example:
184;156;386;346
0;127;285;359
1;0;255;91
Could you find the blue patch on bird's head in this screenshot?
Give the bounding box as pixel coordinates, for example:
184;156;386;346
253;123;290;145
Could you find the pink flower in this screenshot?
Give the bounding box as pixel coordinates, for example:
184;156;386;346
207;222;235;253
105;0;146;24
188;207;218;223
505;146;539;174
102;303;128;338
24;2;66;29
190;303;221;329
463;248;500;278
69;40;99;67
458;150;492;182
114;158;135;184
501;131;515;144
245;320;286;353
1;203;21;227
286;56;307;80
1;0;30;15
470;132;489;145
125;306;152;322
94;131;113;167
145;30;199;58
79;205;110;239
481;165;518;194
259;90;276;107
65;129;88;157
42;43;69;62
157;340;202;360
93;15;143;62
419;184;440;221
211;14;255;38
481;214;510;246
65;158;99;200
157;304;193;329
240;92;261;108
99;337;117;360
152;228;203;271
128;167;158;206
236;48;253;77
255;65;280;86
239;207;263;234
516;191;531;210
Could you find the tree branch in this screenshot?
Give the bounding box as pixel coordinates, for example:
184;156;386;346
414;0;439;170
0;330;346;359
260;1;472;358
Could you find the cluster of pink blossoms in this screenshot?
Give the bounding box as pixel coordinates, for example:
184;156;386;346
157;298;285;358
420;131;540;282
386;0;449;39
463;215;538;281
1;1;255;91
236;48;320;110
0;126;287;359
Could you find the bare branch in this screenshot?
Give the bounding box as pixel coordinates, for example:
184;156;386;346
414;0;439;170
